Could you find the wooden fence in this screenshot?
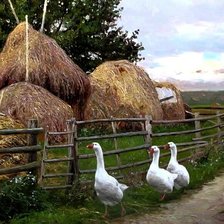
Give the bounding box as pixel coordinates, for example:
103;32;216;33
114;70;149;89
192;105;224;115
38;112;224;190
0;111;223;189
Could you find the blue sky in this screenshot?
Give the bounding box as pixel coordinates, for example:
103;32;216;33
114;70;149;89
119;0;224;82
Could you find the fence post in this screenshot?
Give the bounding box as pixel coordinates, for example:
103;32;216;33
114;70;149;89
39;131;48;186
216;111;221;147
111;117;122;173
27;119;38;177
194;112;201;139
66;118;78;186
144;115;152;148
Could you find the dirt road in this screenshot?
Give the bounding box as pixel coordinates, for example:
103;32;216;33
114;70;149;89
112;172;224;224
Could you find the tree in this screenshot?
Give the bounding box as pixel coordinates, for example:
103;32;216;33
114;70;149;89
0;0;144;72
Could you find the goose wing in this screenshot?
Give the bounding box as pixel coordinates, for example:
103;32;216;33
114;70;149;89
95;175;124;206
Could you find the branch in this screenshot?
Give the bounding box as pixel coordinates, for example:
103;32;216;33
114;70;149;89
55;17;64;33
55;6;70;33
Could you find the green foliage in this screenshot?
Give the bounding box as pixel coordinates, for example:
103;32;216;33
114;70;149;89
0;174;50;222
9;207;103;224
187;146;224;189
0;0;144;72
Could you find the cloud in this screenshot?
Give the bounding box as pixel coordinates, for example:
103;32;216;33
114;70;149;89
175;22;213;39
119;0;224;83
172;0;194;5
140;51;224;82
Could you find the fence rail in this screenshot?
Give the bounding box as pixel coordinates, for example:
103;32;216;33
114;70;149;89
0;128;43;135
0;119;43;177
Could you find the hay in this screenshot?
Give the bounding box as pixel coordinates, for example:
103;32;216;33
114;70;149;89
0;22;91;120
154;81;185;120
0;113;26;148
85;60;163;121
0;82;74;142
0;114;27;180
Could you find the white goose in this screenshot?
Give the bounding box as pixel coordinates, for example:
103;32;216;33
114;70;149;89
164;142;190;189
86;142;128;217
146;146;178;200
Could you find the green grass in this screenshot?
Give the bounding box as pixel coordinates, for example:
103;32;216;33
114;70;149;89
181;90;224;106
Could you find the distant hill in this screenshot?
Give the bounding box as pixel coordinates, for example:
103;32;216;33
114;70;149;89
181;91;224;106
166;78;224;91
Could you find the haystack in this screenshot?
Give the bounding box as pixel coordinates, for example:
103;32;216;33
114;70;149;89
0;82;74;142
154;81;185;120
0;22;91;120
85;60;163;123
0;114;27;180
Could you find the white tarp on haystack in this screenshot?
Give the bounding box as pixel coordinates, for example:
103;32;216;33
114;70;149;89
156;87;177;103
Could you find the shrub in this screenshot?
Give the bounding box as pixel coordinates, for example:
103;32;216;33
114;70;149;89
0;174;50;221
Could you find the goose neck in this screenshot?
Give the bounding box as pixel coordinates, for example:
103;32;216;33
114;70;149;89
170;146;177;160
152;151;160;167
95;148;105;170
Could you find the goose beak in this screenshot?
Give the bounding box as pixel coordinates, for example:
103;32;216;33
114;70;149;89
164;144;170;150
86;144;93;149
148;148;154;157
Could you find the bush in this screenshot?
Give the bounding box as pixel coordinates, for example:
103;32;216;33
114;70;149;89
0;174;50;221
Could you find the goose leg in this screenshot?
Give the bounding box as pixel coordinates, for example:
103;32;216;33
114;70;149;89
120;202;126;216
103;205;109;218
160;193;166;201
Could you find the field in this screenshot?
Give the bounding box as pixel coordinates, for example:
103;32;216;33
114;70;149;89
181;90;224;106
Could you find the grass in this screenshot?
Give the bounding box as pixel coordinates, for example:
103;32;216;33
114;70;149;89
181;90;224;106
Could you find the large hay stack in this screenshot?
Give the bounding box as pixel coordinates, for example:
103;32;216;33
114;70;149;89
85;60;163;121
0;82;73;141
154;81;185;120
0;22;91;120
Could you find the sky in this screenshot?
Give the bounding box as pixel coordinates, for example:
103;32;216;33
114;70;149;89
119;0;224;84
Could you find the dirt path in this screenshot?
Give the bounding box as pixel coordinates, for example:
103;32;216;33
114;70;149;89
112;172;224;224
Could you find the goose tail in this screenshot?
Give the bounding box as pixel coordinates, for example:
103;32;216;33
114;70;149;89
119;183;129;192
